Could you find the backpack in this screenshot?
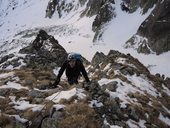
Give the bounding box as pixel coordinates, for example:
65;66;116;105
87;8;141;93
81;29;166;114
68;52;83;62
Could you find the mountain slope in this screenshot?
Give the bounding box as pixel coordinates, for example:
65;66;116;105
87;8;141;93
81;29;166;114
0;0;170;76
0;30;170;128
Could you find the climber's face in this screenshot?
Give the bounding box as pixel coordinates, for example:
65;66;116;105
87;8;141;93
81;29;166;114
69;60;76;68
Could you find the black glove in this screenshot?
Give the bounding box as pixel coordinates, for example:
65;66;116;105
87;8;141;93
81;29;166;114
84;81;91;91
54;78;60;86
49;78;60;89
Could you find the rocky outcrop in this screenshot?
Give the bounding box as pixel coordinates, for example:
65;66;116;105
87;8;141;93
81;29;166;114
45;0;116;42
122;0;158;14
92;0;116;41
45;0;58;18
139;0;170;54
46;0;85;18
0;30;67;70
19;29;67;69
125;0;170;54
91;50;150;76
82;0;116;41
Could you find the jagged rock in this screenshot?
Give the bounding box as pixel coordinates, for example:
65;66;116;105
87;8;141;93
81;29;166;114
126;0;170;54
165;77;170;89
41;118;58;128
123;0;158;14
127;107;139;122
0;30;67;70
52;110;65;120
92;0;116;32
82;0;116;41
46;0;58;18
0;54;14;64
137;42;151;54
0;89;9;96
104;81;118;92
91;52;107;66
28;90;47;98
0;54;21;69
107;50;123;57
120;67;135;76
11;58;22;67
47;0;116;42
100;99;123;124
19;30;67;69
155;73;161;78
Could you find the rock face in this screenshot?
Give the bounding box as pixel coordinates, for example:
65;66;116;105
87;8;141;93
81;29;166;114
91;0;116;41
45;0;116;41
125;0;170;54
20;29;67;69
0;30;67;69
139;0;170;54
46;0;58;18
44;0;169;48
123;0;158;14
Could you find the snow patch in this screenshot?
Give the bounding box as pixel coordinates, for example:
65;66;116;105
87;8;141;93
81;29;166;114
0;81;29;90
159;113;170;126
46;88;86;103
0;72;14;79
9;96;44;111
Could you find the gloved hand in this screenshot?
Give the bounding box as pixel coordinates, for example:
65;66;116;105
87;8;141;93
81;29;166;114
84;81;91;91
54;78;60;86
49;78;60;89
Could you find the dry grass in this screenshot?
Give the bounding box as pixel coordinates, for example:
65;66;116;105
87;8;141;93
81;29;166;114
15;69;35;80
42;101;54;117
12;89;28;100
14;69;36;88
23;108;40;120
128;92;150;105
34;70;53;80
150;116;170;128
0;113;12;127
24;101;54;120
57;102;101;128
114;74;132;84
15;69;54;89
0;98;10;112
159;93;170;110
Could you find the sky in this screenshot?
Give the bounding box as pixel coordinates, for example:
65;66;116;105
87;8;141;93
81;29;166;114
0;0;170;77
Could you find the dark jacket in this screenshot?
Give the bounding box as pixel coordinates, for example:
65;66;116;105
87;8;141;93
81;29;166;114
57;60;90;82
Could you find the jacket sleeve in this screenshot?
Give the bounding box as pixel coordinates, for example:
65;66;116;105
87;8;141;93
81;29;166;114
79;62;90;82
57;60;67;79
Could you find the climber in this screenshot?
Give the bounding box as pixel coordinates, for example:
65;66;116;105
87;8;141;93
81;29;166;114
51;53;90;88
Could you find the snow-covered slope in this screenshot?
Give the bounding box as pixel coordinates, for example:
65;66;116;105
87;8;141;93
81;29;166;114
0;0;170;77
